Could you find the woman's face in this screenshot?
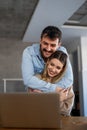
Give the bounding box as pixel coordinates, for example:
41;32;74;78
47;58;63;78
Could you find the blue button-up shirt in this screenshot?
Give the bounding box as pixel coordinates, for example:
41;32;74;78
22;44;73;92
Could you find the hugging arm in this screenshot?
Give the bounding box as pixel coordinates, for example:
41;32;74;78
22;47;73;92
22;48;57;92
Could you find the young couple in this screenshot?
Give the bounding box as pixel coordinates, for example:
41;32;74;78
22;26;74;116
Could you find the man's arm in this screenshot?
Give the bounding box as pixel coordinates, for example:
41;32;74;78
22;47;73;92
56;46;73;88
55;57;73;88
22;48;57;92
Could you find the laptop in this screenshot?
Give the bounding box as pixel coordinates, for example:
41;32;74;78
0;92;62;128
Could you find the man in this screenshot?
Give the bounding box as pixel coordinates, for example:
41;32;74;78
22;26;73;92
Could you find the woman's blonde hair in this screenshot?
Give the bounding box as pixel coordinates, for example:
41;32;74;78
41;50;67;83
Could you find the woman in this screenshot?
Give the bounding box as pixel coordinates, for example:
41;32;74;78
28;50;74;116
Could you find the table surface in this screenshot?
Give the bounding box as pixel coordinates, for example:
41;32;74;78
61;116;87;130
0;116;87;130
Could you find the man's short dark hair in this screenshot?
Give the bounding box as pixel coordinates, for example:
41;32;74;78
41;26;62;42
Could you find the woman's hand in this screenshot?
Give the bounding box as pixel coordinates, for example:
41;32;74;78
59;89;68;101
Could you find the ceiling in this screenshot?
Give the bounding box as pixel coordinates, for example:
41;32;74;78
0;0;38;40
64;0;87;27
0;0;87;42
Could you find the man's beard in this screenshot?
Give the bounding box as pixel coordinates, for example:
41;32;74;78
41;48;53;62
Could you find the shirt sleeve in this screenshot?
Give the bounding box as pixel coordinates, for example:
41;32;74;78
55;57;73;88
57;47;73;88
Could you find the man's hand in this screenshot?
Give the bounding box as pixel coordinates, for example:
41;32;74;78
55;87;64;93
27;88;42;93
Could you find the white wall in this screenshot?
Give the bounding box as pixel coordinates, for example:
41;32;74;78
0;39;30;79
80;37;87;116
64;37;87;116
0;39;31;92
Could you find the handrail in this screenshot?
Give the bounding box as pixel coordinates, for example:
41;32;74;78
2;78;23;93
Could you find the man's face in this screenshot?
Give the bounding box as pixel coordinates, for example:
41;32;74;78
40;36;61;59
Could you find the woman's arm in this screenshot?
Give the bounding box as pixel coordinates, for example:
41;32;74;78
60;86;75;116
